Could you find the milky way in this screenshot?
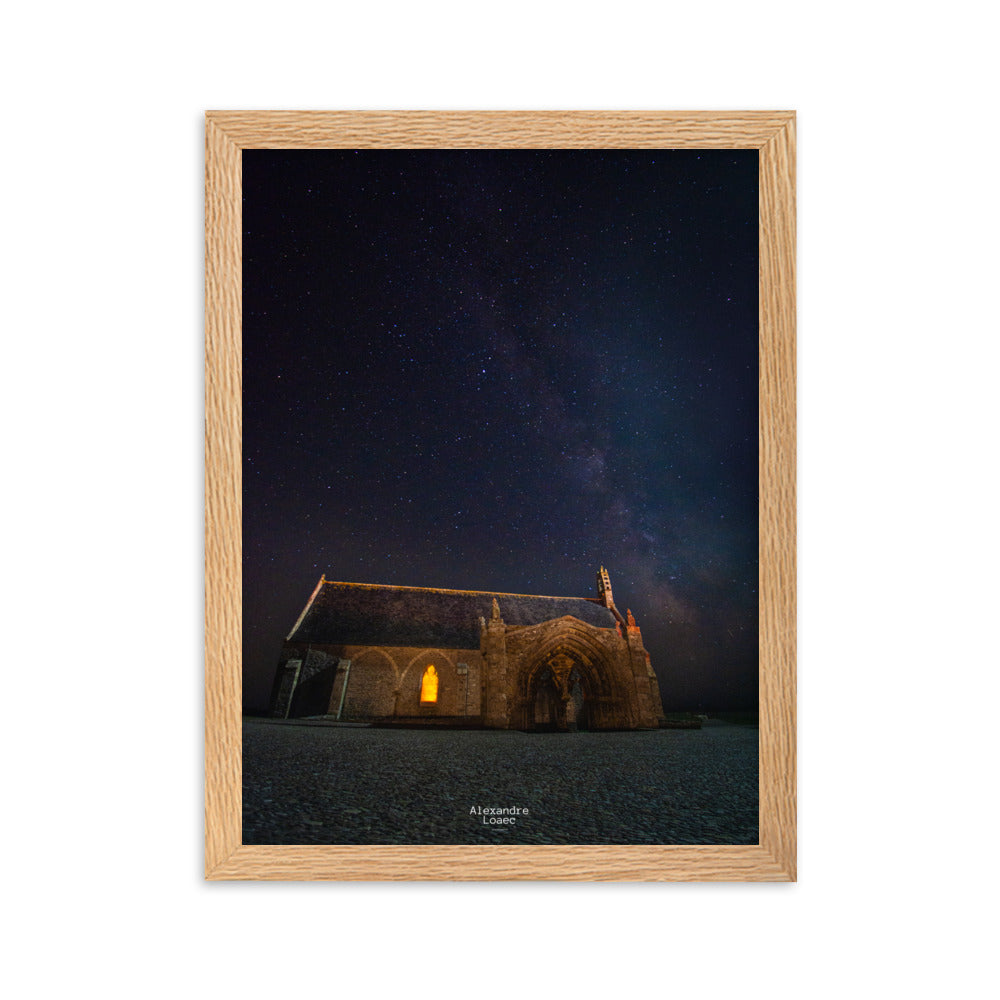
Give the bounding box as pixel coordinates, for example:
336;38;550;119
242;149;758;712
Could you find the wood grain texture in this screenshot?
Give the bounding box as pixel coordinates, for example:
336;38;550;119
208;845;792;882
204;111;796;881
758;117;797;882
206;110;794;150
205;118;243;873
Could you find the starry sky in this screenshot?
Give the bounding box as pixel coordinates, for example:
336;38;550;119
242;149;758;713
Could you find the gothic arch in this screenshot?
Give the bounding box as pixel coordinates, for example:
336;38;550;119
341;647;398;719
399;649;456;714
514;620;614;696
349;646;399;682
400;648;456;688
510;618;627;730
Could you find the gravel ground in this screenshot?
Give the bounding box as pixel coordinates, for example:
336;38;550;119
243;720;758;845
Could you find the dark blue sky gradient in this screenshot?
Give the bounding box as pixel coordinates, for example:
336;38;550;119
243;149;758;712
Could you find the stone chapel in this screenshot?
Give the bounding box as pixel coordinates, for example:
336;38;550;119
270;567;665;731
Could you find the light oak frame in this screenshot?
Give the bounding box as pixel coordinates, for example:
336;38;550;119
205;111;796;881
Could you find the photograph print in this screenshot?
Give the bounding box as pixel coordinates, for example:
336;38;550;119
240;147;760;846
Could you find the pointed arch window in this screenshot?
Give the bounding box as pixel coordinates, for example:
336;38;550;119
419;665;439;704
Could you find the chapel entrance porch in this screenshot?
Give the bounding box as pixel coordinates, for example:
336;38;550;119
525;654;590;732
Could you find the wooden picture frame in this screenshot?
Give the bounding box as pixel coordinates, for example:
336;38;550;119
205;111;796;881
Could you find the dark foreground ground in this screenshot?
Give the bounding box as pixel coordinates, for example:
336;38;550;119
243;719;758;844
243;719;758;845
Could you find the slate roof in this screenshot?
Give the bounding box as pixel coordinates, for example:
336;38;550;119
287;579;616;649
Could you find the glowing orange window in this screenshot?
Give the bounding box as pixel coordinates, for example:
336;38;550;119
420;665;438;704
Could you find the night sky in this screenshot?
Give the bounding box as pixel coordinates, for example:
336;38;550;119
242;149;758;714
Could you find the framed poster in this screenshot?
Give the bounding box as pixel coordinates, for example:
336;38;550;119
206;111;795;880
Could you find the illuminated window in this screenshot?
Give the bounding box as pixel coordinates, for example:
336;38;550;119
420;665;438;704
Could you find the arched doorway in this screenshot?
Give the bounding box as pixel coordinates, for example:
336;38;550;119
510;617;633;730
525;652;592;732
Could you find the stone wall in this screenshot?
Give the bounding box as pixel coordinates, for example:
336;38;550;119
273;642;484;720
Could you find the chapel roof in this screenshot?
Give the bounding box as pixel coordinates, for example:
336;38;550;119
286;578;617;649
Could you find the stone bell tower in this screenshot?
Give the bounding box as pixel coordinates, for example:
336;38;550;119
596;565;615;609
